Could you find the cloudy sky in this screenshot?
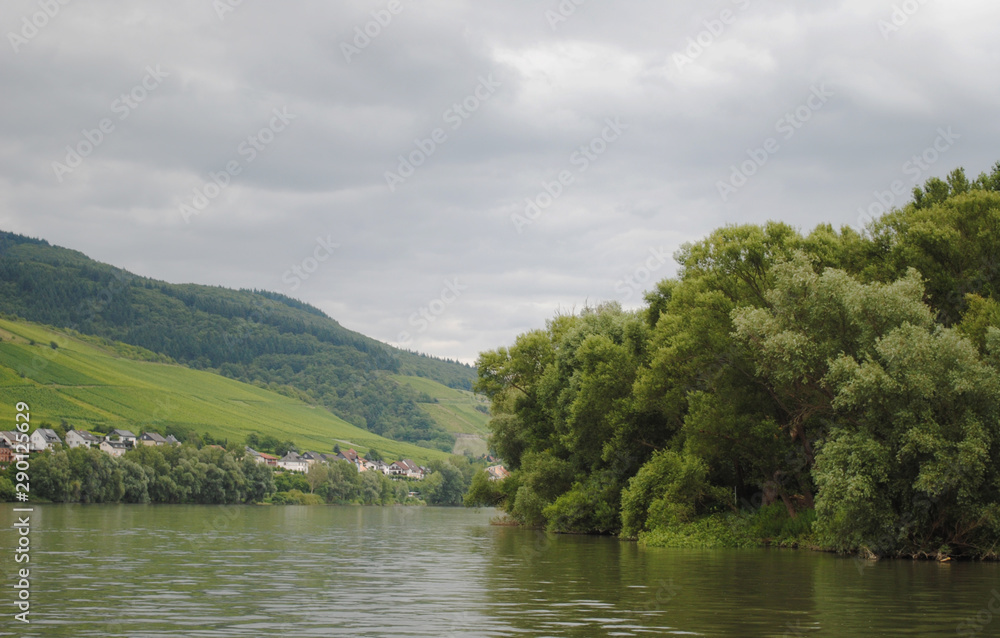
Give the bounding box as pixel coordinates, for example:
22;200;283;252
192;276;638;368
1;0;998;363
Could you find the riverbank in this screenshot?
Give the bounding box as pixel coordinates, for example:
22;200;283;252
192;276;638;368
490;502;999;561
637;506;817;550
639;508;999;560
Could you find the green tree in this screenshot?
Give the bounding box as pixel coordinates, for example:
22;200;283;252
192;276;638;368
731;254;933;511
359;469;384;504
620;449;728;539
306;463;329;493
33;450;73;502
242;458;275;503
275;440;297;457
816;324;1000;556
423;463;465;506
0;476;14;502
120;459;150;504
464;470;502;507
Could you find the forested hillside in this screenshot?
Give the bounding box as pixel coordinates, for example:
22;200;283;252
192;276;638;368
473;164;1000;559
0;233;475;451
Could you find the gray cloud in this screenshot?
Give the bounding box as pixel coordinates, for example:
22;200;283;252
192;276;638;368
1;0;997;363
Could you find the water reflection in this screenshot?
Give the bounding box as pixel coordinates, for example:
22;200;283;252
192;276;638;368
0;505;996;637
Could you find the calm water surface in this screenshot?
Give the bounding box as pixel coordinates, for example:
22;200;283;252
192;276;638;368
1;505;997;637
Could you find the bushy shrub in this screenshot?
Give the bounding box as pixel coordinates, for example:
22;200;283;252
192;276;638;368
620;449;728;539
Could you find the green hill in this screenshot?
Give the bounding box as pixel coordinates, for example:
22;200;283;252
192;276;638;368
391;374;491;456
0;317;448;464
0;230;475;451
391;374;491;435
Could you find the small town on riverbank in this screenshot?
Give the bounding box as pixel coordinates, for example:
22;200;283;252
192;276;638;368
0;426;509;482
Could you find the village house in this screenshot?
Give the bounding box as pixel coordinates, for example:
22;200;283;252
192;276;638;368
486;464;510;481
403;459;426;479
29;428;62;452
335;448;369;472
0;440;14;467
335;448;359;463
387;461;406;477
258;452;279;466
105;429;137;448
0;431;24;451
65;429;101;449
139;432;168;446
277;451;309;473
99;439;130;458
300;451;325;467
389;459;425;479
165;435;180;445
246;447;280;466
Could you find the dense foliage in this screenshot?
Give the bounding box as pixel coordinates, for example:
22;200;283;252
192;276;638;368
6;445;276;504
2;444;480;506
0;235;475;451
477;165;1000;559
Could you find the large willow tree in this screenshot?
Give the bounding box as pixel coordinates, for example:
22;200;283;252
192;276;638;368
476;164;1000;558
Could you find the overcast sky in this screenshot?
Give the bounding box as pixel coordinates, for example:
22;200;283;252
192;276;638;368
2;0;998;363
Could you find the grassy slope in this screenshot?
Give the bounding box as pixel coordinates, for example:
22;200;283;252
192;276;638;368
390;374;491;435
390;374;491;456
0;318;448;464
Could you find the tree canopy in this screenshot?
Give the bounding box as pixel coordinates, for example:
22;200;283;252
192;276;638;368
476;164;1000;558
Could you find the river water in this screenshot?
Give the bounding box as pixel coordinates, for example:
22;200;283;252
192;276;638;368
0;505;997;637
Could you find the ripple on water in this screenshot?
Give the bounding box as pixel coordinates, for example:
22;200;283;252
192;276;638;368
6;505;998;638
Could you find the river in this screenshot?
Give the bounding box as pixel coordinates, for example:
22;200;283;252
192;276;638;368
0;505;997;637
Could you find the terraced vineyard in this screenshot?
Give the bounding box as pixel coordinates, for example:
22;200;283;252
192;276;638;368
0;318;449;464
391;374;491;456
